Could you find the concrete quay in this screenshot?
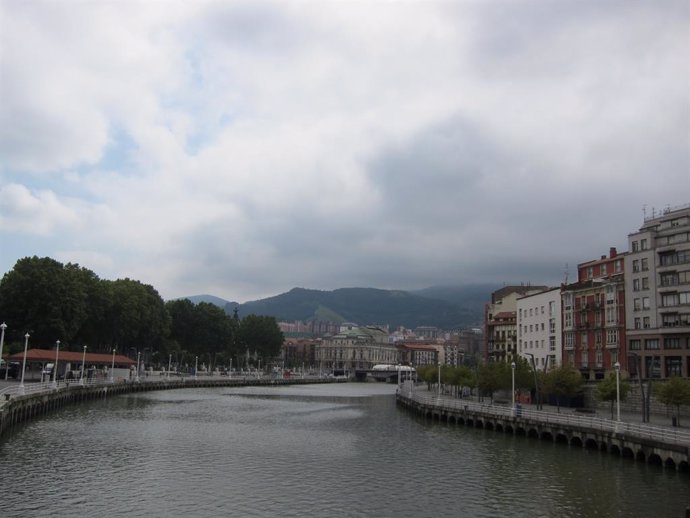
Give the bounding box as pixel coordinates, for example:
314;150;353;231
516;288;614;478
0;375;343;438
396;381;690;472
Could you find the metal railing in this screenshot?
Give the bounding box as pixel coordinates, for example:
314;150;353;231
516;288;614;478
401;382;690;447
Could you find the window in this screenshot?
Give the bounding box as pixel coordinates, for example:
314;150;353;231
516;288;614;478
633;279;640;291
601;263;608;276
581;350;589;367
641;239;648;250
664;337;682;349
632;241;639;252
632;260;640;272
587;267;593;279
541;306;544;314
549;336;555;352
615;260;622;273
662;293;679;307
634;317;641;329
642;297;650;310
595;331;602;346
634;298;641;311
629;339;641;351
606;329;618;345
666;357;682;377
644;339;660;350
549;318;556;334
581;332;588;347
595;350;603;367
680;292;690;304
662;314;680;327
641;258;649;271
606;307;617;324
541;323;545;331
643;316;650;328
642;277;649;290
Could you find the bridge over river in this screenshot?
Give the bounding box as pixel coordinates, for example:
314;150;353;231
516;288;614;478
396;380;690;472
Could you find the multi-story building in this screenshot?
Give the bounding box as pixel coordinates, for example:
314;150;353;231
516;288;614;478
484;285;548;362
625;204;690;378
517;287;562;370
562;248;626;379
315;324;396;374
397;342;439;366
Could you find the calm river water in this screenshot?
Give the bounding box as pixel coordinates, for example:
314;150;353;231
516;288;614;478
0;383;688;518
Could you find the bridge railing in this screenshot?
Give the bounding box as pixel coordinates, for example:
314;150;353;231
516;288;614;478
401;382;690;447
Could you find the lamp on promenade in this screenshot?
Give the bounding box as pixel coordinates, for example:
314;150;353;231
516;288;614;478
614;361;621;422
53;340;60;388
111;348;116;383
0;322;7;381
511;361;516;412
195;355;198;379
135;351;141;383
18;333;30;395
437;361;441;398
167;354;172;381
79;345;87;385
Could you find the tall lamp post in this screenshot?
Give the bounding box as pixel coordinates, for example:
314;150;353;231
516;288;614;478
195;355;198;380
511;361;516;412
53;340;60;388
0;322;7;381
167;353;172;381
79;345;87;385
110;348;116;383
135;351;141;383
525;352;540;410
437;361;441;398
18;333;30;395
614;361;621;422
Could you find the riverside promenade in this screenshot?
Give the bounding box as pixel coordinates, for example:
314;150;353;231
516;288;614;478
396;380;690;471
0;373;344;438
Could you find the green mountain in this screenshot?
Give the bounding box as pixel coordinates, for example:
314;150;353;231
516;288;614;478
230;286;490;329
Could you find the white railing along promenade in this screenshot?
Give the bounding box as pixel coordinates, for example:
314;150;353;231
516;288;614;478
0;372;330;405
400;382;690;448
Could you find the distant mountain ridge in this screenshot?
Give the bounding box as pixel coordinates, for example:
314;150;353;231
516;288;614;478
180;283;498;329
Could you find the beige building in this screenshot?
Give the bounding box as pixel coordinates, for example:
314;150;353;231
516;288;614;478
316;324;396;374
625;204;690;378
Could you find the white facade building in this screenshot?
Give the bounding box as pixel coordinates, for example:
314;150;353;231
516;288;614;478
517;287;562;369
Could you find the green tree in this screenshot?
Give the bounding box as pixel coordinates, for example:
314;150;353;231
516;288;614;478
238;314;284;367
655;377;690;426
543;366;583;412
595;370;631;419
477;362;510;403
0;256;98;347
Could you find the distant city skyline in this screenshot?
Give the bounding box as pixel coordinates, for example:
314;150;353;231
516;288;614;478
1;1;688;303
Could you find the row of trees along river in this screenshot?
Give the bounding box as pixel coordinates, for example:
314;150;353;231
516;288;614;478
415;360;690;426
0;256;284;370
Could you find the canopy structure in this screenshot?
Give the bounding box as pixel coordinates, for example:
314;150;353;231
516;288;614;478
9;348;136;367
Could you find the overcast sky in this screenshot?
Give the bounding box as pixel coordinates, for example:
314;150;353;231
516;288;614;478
1;0;688;303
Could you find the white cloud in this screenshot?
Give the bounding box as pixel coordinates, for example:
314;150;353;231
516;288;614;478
0;0;687;302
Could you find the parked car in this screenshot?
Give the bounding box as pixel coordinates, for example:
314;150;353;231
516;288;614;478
0;360;20;379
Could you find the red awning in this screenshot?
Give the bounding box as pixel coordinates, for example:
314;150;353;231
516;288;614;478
9;348;136;366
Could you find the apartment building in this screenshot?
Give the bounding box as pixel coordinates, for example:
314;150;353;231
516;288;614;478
484;285;548;362
517;287;562;370
625;204;690;378
561;247;626;379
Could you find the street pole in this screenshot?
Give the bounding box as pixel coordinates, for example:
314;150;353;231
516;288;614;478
437;362;441;398
18;333;30;395
614;361;621;422
526;353;539;410
111;348;116;383
135;351;140;383
0;322;6;381
510;362;515;415
167;354;171;380
80;345;87;385
195;355;198;379
53;340;60;388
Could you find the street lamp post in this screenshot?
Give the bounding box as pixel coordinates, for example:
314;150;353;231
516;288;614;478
511;361;516;412
79;345;87;386
110;348;116;383
135;351;141;383
614;361;621;422
18;333;30;395
195;355;198;379
437;362;441;398
53;340;60;388
0;322;7;381
525;353;540;410
167;354;172;381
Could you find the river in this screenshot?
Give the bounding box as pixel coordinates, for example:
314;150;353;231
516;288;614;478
0;383;688;517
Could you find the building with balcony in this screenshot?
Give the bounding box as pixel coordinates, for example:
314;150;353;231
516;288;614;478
315;324;396;374
484;285;548;362
561;247;626;379
517;287;562;370
625;204;690;378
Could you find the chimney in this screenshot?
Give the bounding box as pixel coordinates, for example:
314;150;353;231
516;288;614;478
610;247;617;258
